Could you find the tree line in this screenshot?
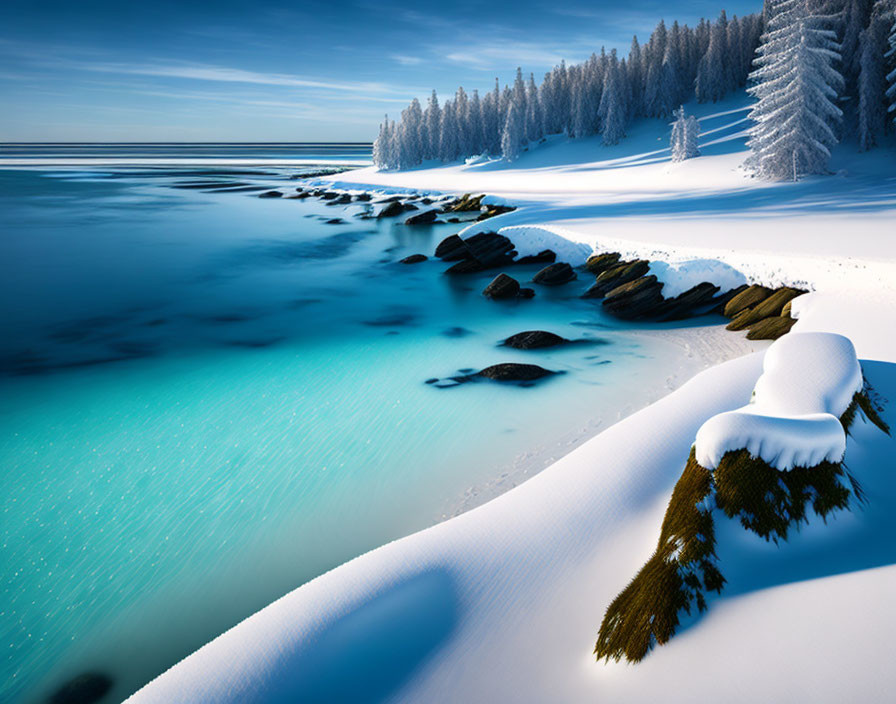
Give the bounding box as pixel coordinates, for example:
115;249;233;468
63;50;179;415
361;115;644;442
373;1;896;179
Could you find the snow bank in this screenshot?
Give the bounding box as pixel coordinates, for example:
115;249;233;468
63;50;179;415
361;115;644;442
493;225;593;266
695;333;863;470
695;411;846;471
648;259;747;298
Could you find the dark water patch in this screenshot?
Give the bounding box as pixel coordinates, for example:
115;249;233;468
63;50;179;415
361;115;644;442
286;298;323;309
2;341;157;376
144;318;167;327
225;337;285;349
442;326;473;338
362;311;419;327
208;186;270;193
570;320;614;330
171;181;250;190
233;229;373;265
48;671;113;704
192;312;257;324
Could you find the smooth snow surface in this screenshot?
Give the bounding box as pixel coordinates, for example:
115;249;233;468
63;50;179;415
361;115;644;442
695;333;862;470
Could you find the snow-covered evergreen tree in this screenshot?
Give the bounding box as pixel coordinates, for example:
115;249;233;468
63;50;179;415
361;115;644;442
525;73;543;143
670;106;700;161
501;103;524;161
439;100;459;162
888;16;896;126
747;0;844;180
696;12;731;102
599;53;627;145
423;91;441;161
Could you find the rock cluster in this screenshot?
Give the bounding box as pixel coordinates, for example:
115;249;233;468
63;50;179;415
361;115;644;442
720;284;805;339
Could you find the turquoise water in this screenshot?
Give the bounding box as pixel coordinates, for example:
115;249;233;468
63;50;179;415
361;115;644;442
1;160;705;702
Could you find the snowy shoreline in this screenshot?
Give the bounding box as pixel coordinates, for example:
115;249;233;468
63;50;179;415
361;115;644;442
128;101;896;702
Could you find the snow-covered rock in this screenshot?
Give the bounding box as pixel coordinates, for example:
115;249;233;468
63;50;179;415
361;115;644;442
495;225;593;266
695;333;863;470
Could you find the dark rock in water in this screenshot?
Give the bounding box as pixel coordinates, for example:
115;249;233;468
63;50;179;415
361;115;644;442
447;217;462;223
425;378;439;384
518;287;536;299
293;191;312;199
377;200;416;218
464;231;515;267
583;259;650;298
49;672;113;704
258;190;283;198
354;193;372;201
602;275;665;319
475;204;516;221
319;191;340;200
405;209;438;225
585;252;622;275
375;195;403;203
723;284;773;318
533;262;576;286
400;254;428;264
483;273;521;299
477;363;556;382
516;249;556;265
434;234;470;261
727;287;805;331
745;316;798;340
324;218;345;224
655;282;721;321
502;330;570;349
421;197;433;205
327;193;352;205
445;258;486;275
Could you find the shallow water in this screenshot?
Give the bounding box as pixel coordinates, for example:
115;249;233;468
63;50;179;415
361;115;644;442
1;161;727;702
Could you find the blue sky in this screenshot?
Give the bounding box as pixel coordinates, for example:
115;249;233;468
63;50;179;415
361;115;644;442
0;0;761;142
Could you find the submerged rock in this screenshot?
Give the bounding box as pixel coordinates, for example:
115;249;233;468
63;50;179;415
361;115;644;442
502;330;570;349
533;262;576;286
518;287;536;299
353;192;372;202
258;190;283;198
324;218;345;225
48;672;113;704
400;254;428;264
483;273;521;299
477;363;557;382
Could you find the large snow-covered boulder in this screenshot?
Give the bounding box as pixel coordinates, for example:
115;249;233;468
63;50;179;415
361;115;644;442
695;332;863;470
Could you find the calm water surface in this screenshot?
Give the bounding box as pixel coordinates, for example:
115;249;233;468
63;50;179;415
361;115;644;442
1;149;713;702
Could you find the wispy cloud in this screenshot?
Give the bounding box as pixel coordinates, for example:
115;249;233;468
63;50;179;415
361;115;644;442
74;61;412;95
391;54;422;66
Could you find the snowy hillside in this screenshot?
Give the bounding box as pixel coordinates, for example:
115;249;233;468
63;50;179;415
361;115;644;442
128;79;896;702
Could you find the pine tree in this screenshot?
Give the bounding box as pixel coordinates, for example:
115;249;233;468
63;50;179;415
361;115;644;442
525;73;544;142
599;53;627;145
439;101;459;162
696;13;731;102
856;4;892;151
888;16;896;126
501;103;524;161
671;106;700;160
423;91;441;161
747;0;844;180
